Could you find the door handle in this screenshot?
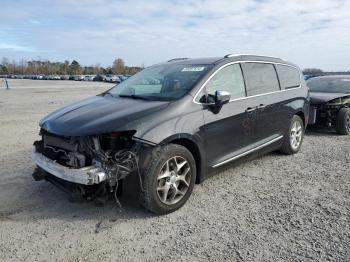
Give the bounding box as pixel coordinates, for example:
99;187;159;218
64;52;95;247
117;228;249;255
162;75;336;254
245;107;256;113
257;104;266;110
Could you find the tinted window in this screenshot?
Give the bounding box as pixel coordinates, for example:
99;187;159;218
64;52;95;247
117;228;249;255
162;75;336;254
197;64;246;103
241;63;280;96
275;65;300;89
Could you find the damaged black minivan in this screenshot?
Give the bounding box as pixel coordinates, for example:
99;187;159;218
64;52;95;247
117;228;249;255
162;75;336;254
33;54;309;214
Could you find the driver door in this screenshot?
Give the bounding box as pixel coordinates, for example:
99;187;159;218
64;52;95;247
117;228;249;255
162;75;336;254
197;63;256;168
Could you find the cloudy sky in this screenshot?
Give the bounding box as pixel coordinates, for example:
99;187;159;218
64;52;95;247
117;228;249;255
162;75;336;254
0;0;349;70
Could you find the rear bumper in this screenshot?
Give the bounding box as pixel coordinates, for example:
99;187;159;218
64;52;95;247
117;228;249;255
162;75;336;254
32;149;107;185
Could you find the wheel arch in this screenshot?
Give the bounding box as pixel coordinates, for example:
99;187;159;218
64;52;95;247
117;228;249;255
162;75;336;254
295;111;306;127
160;134;203;184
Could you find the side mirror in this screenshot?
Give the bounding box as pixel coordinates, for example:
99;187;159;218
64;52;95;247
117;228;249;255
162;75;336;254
215;90;231;105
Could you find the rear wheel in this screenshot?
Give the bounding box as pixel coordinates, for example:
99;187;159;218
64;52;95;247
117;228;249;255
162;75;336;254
140;144;196;215
335;108;350;135
280;115;304;155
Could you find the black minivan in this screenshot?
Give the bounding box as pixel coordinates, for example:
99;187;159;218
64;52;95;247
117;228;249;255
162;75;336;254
33;54;309;214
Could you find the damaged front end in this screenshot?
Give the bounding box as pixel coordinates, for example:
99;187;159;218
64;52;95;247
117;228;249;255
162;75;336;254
309;96;350;127
32;129;152;204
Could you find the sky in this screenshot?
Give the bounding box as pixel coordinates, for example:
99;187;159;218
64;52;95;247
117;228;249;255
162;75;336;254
0;0;350;71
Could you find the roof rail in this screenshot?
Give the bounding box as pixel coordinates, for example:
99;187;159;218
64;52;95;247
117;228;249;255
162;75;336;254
167;58;189;62
224;54;252;58
224;54;267;58
224;53;283;60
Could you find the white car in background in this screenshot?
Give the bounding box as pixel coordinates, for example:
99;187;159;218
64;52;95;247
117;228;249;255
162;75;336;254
83;75;95;81
74;75;84;81
105;74;121;83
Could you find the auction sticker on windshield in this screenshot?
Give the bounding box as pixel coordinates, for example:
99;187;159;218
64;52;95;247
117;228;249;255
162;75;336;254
181;67;205;72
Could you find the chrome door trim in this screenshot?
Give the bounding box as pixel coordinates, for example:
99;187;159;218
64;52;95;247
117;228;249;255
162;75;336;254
212;135;284;168
193;61;302;105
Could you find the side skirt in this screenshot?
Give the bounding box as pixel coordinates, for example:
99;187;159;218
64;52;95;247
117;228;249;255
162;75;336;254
212;135;284;168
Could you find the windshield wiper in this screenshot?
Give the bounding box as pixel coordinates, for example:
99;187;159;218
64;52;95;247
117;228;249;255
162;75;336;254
118;94;153;100
104;91;113;97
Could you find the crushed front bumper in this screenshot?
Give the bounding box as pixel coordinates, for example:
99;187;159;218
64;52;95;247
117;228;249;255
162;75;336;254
32;149;107;185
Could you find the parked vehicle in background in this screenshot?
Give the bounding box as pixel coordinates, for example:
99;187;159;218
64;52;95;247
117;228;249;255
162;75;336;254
307;75;350;135
74;75;84;81
83;75;96;81
105;74;120;83
0;73;135;82
117;75;124;81
52;75;61;80
32;54;308;214
60;75;70;80
304;74;315;81
93;74;106;82
117;75;127;82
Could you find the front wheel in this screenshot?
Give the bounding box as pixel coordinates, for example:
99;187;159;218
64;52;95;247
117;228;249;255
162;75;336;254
140;144;196;215
280;115;305;155
335;108;350;135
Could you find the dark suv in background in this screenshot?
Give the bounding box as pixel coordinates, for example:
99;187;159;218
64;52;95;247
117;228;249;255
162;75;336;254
33;54;309;214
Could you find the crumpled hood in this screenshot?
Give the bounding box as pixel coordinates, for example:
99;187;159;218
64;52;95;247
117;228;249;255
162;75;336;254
310;92;350;104
40;95;170;136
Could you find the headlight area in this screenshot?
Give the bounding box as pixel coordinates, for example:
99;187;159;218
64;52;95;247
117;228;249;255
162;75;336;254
312;97;350;127
327;96;350;106
32;129;153;206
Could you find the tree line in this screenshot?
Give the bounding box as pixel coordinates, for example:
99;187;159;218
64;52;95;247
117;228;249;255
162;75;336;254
2;58;349;77
0;57;143;75
303;68;350;76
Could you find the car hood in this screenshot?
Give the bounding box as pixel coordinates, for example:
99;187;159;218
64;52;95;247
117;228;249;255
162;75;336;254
309;92;350;104
40;95;170;136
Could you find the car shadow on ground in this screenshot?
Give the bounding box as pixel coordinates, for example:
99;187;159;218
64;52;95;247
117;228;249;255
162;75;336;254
305;127;339;137
2;128;339;225
0;150;155;224
2;179;153;220
0;143;292;224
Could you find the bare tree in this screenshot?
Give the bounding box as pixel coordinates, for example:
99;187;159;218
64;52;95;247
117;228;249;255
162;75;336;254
112;58;125;74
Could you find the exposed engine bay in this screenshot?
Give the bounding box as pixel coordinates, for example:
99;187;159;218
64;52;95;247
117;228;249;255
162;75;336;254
32;129;152;206
309;96;350;127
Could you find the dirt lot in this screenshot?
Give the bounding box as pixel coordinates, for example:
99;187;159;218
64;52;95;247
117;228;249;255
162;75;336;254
0;79;349;261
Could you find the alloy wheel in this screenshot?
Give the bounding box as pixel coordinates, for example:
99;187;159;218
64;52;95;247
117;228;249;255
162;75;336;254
290;120;303;150
346;114;350;133
157;156;191;205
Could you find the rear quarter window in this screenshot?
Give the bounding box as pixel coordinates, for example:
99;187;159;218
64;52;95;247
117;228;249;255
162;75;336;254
275;65;301;89
241;62;280;96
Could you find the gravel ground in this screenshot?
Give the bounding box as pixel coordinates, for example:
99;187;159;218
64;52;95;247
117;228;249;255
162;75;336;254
0;79;349;261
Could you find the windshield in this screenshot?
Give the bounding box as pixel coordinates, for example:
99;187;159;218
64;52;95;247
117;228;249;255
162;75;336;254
107;64;212;101
307;77;350;93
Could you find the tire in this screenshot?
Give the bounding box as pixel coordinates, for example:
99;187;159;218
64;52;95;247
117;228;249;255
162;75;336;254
280;115;305;155
335;108;350;135
140;144;196;215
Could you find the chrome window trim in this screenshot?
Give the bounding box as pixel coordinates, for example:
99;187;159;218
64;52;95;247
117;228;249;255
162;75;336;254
212;135;284;168
193;60;302;105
